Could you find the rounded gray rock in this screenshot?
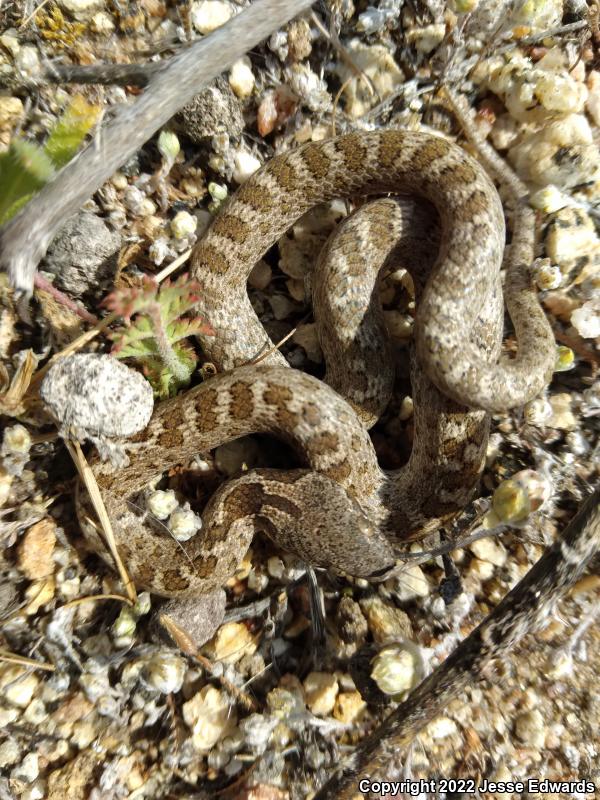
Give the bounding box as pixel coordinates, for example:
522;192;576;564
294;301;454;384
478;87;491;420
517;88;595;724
41;354;153;460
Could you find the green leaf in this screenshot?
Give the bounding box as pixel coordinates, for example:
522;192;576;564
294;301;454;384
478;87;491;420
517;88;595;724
44;95;102;169
0;140;55;225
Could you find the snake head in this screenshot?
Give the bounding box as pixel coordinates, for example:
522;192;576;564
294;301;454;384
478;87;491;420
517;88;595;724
249;470;397;581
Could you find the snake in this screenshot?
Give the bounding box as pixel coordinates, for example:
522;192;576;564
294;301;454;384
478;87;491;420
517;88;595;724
64;127;600;796
75;128;557;598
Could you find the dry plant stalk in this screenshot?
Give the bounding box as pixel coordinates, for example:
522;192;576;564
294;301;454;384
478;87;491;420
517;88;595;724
65;439;137;603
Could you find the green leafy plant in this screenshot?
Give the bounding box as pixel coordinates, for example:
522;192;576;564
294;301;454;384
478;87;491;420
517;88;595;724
103;275;214;398
0;95;101;226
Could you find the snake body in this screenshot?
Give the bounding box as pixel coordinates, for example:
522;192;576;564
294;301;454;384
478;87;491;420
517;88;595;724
80;130;556;598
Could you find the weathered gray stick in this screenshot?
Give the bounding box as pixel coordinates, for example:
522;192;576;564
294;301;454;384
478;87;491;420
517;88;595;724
313;487;600;800
0;0;314;295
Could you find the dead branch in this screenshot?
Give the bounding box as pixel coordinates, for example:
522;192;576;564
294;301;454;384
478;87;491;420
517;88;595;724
0;0;314;297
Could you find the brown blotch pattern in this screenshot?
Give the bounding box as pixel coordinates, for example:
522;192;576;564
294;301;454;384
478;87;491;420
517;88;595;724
263;384;293;406
309;430;340;456
268;158;298;190
324;460;352;483
442;160;478;186
157;428;185;449
263;492;301;518
351;434;365;452
162;568;192;590
456;189;490;221
301;146;332;181
378;131;409;169
236;183;273;212
212;214;249;244
264;470;306;485
262;384;300;429
191;555;218;579
200;523;227;552
229;381;254;420
410;138;450;173
195;389;219;433
97;473;117;491
161;404;185;431
226;482;266;517
128;428;152;444
135;562;157;588
335;135;368;173
195;243;231;275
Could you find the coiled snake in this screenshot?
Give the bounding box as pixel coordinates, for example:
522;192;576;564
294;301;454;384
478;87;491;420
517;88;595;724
74;127;600;796
81;129;557;595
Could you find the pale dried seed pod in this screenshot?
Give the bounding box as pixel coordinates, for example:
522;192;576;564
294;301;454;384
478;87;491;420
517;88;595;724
1;424;32;456
555;345;575;372
168;506;203;542
111;607;138;647
141;652;186;694
370;642;423;697
146;489;179;520
491;470;552;525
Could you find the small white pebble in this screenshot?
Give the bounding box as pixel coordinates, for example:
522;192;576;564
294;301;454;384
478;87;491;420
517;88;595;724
267;556;285;579
571;300;600;339
515;708;546;748
524;397;553;426
529;185;570;213
398;396;414;421
11;752;38;784
191;0;232;33
356;5;400;34
206;622;257;664
536;72;588;114
21;779;45;800
139;198;157;217
149;237;171;266
303;671;338;716
232;148;261;184
229;58;255;98
394;561;430;600
547;392;577;430
123;186;146;215
239;713;278;753
406;23;446;54
0;667;39;708
183;685;238;751
146;489;179;520
545;649;573;680
111;175;128;195
0;739;20;768
246;569;268;592
427;716;459;740
469;537;507;567
23;698;48;726
90;10;115;34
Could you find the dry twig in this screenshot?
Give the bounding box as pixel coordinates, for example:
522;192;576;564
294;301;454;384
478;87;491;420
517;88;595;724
0;0;315;296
